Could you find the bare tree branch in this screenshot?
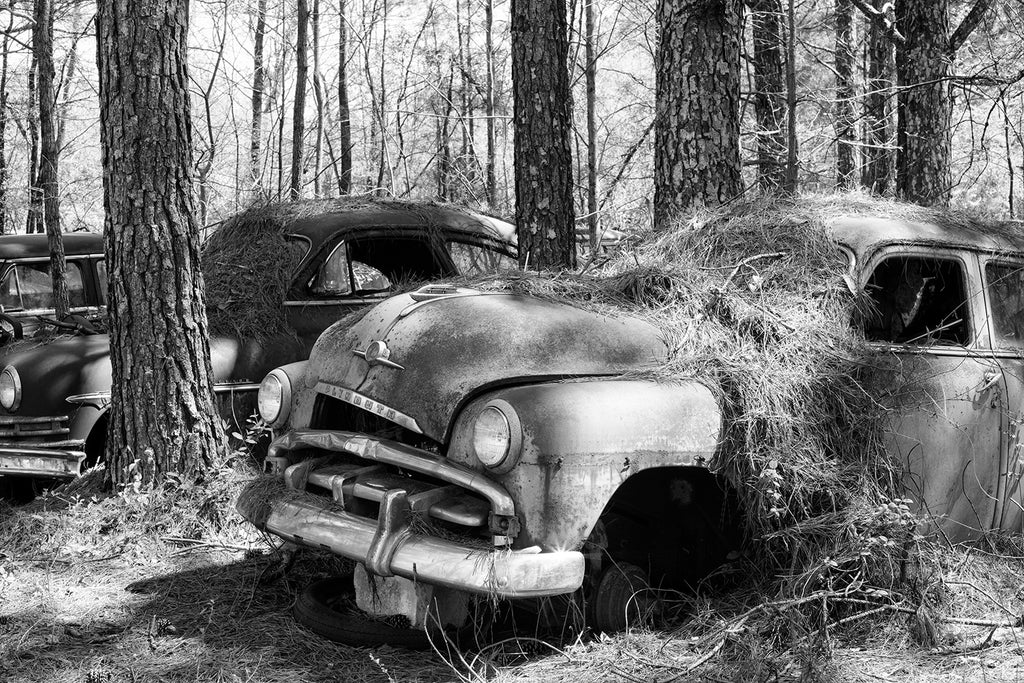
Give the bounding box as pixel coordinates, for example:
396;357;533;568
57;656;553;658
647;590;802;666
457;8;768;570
950;0;993;53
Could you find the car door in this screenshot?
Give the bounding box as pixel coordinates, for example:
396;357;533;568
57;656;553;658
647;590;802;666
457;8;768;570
284;230;454;352
978;255;1024;535
860;246;1004;542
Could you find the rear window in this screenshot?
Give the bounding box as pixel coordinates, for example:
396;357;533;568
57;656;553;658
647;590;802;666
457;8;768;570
985;261;1024;348
447;241;517;276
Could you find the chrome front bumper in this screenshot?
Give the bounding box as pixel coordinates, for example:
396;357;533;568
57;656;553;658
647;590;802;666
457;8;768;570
0;415;85;478
243;487;585;598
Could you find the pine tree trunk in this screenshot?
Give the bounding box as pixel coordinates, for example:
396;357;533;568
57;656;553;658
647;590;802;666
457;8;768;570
484;0;496;206
311;0;324;197
585;0;598;252
835;0;857;188
511;0;576;269
748;0;786;193
338;0;352;193
0;1;13;235
894;0;951;206
291;0;310;199
34;0;69;319
97;0;225;485
26;52;42;234
654;0;743;225
250;0;267;194
861;0;894;194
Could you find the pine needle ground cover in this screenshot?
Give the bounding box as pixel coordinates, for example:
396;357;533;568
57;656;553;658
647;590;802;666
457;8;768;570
2;195;1023;681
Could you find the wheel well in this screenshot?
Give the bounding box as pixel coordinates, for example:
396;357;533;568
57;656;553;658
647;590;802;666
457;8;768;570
83;414;108;470
594;467;739;587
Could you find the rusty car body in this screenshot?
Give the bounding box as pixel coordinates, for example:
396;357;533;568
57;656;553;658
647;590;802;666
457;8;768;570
0;202;516;495
240;211;1024;633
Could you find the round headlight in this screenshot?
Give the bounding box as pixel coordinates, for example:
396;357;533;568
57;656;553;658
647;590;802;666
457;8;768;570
257;370;291;428
473;404;522;468
0;365;21;411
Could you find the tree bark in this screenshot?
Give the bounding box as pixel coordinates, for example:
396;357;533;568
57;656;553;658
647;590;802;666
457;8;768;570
748;0;786;193
585;0;598;252
511;0;576;269
783;0;798;193
97;0;225;485
25;50;42;234
311;0;324;197
0;1;13;235
338;0;352;193
291;0;310;199
894;0;951;206
250;0;267;195
484;0;496;206
835;0;857;188
34;0;69;319
861;0;894;194
654;0;743;225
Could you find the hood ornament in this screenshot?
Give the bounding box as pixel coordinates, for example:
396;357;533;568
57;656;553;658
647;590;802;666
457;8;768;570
353;340;404;370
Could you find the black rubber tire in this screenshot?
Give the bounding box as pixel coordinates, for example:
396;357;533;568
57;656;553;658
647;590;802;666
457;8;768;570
589;562;651;633
292;575;432;650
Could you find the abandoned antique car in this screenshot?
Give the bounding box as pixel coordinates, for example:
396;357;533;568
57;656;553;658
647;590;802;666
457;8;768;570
0;233;106;341
0;201;516;498
240;210;1024;640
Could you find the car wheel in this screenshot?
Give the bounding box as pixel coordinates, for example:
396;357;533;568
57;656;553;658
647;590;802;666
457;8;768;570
292;575;432;650
589;561;651;633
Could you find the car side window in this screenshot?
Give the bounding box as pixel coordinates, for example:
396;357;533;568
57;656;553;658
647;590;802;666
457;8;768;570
862;255;971;346
310;241;353;296
0;261;87;311
447;241;517;275
985;261;1024;348
95;258;107;303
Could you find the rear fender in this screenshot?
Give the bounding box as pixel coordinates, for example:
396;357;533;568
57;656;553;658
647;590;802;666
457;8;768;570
446;379;723;550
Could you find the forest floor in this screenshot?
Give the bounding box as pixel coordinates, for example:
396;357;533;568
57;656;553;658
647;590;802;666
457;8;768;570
1;472;1024;683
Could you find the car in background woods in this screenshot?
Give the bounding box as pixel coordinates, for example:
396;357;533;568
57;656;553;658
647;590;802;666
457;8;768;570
0;234;106;341
239;210;1024;642
0;200;517;500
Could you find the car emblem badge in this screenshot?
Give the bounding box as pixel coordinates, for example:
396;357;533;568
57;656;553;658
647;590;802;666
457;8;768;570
353;340;404;370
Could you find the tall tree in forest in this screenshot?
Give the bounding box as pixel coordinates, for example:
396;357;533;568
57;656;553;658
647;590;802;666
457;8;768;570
484;0;497;206
861;0;894;194
0;0;14;234
34;0;69;319
338;0;353;193
584;0;598;252
511;0;576;269
25;50;41;234
250;0;267;194
291;0;310;199
834;0;856;188
854;0;992;205
97;0;225;484
654;0;743;225
748;0;786;192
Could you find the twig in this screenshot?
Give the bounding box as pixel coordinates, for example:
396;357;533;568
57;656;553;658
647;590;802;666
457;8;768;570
724;252;787;288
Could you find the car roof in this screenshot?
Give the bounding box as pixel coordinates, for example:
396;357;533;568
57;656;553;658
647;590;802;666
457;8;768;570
830;214;1024;256
281;200;516;246
0;233;103;259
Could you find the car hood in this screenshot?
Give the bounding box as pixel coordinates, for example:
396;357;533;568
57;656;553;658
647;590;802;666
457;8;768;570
305;290;669;441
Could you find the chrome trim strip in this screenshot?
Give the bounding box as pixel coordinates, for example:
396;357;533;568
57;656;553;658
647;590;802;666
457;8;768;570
314;382;423;434
247;493;584;598
66;392;111;409
0;414;69;425
213;382;260;394
0;446;85;478
268;428;515;518
283;298;384;307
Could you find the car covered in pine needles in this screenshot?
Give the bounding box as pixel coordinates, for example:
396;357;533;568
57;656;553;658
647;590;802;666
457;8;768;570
0;200;516;499
238;199;1024;643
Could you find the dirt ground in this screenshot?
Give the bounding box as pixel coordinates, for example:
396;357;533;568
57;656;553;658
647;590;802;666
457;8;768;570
2;483;1024;683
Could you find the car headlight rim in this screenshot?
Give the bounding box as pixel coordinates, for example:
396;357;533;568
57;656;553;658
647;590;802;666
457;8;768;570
0;365;21;412
472;400;522;470
257;369;292;428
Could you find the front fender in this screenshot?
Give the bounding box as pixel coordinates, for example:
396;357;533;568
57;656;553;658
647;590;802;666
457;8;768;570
446;379;723;550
